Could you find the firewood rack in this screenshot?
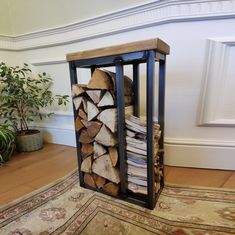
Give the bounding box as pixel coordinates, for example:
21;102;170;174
66;38;170;209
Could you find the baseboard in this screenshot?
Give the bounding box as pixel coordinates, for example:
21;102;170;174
37;125;235;170
38;126;76;147
165;141;235;170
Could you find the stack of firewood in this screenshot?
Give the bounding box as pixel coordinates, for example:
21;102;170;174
72;69;133;196
125;115;162;195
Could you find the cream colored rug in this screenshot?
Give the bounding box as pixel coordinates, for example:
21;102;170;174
0;172;235;235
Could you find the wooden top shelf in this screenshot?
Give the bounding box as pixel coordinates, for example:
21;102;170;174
66;38;170;62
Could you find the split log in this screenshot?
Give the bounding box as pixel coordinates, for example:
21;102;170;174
103;182;120;197
127;159;146;169
71;69;137;196
94;141;106;159
95;125;117;147
126;129;136;138
92;174;106;188
75;117;84;132
81;156;92;173
128;183;147;195
124;96;133;106
73;97;83;110
97;108;117;133
108;147;118;167
82;98;87;113
78;109;87;120
128;176;147;186
155;183;161;192
92;154;120;184
125;106;134;115
84;173;96;188
81;143;93;158
81;120;102;137
126;136;147;150
97;106;133;133
97;93;132;107
86;90;102;104
72;84;85;97
126;145;146;155
126;115;160;133
87;69;114;90
97;91;114;107
87;101;100;121
79;129;94;144
126;151;146;162
105;70;133;95
127;165;147;178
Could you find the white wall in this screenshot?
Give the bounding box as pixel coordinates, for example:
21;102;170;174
0;0;13;35
1;0;235;170
1;0;152;36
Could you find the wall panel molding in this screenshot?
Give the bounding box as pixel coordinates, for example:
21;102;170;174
34;122;235;170
198;37;235;126
30;58;66;66
1;0;235;51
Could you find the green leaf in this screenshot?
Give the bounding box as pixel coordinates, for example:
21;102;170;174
0;62;68;131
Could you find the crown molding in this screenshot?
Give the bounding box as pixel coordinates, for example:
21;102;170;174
1;0;235;51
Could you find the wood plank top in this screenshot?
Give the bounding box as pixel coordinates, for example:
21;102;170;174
66;38;170;61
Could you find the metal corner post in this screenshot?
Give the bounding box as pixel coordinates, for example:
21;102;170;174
115;60;127;196
158;58;166;187
69;62;84;187
146;50;155;209
133;63;140;117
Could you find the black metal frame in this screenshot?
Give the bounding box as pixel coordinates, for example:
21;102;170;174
68;49;166;209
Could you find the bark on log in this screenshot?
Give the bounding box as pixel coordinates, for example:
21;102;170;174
72;84;85;97
103;182;120;197
92;154;120;183
78;109;87;120
92;174;106;188
81;156;92;173
94;141;106;159
81;120;102;137
105;70;133;95
79;129;94;144
75;117;84;132
82;98;88;113
108;147;118;167
87;69;114;90
84;173;96;188
81;143;93;158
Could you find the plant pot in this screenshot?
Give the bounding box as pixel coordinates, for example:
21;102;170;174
16;129;43;152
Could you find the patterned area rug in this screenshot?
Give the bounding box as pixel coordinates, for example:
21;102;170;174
0;172;235;235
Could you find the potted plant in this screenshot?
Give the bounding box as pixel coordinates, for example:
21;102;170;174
0;123;16;164
0;62;69;152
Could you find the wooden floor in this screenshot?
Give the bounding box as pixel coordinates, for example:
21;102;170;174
0;143;234;206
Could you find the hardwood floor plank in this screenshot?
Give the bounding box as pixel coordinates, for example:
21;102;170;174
0;185;35;206
165;166;233;188
222;172;235;188
0;144;77;206
0;144;234;207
